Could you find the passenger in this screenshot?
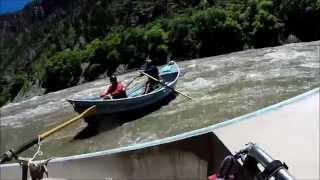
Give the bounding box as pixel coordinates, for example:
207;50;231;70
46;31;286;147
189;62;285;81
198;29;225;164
100;75;127;99
142;58;160;94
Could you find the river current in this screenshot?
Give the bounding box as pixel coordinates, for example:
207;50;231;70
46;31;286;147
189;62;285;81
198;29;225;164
0;41;319;159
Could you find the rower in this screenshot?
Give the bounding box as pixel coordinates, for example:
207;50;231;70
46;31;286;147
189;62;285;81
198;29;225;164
100;75;127;99
141;58;160;94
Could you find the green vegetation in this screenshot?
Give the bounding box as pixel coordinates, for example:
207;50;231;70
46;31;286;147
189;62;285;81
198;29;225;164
43;50;82;92
0;0;319;106
275;0;320;41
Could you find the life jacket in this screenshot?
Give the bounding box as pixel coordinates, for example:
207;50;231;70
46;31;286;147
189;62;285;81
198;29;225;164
101;82;127;99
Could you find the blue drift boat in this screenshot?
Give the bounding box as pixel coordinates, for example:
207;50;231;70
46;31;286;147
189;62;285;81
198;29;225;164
67;61;180;115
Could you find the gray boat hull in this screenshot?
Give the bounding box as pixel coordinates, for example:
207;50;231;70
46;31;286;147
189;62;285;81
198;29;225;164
1;88;318;180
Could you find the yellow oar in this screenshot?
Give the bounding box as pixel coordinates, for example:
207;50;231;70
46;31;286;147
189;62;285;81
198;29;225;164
40;106;96;139
0;106;96;164
140;71;193;100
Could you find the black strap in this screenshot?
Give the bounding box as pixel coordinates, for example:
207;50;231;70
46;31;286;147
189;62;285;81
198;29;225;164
259;160;288;179
19;160;29;180
218;155;242;178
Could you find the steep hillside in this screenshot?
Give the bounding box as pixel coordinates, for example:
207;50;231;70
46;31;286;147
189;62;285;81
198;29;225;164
0;0;319;106
0;0;199;104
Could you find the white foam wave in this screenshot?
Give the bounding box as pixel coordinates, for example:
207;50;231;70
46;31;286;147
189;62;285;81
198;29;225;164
182;77;213;90
265;50;306;60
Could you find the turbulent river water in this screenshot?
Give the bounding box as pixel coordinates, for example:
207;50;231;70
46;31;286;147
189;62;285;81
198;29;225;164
1;41;319;160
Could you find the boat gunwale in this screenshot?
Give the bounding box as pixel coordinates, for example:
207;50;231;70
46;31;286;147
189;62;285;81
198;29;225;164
1;88;318;167
66;61;181;103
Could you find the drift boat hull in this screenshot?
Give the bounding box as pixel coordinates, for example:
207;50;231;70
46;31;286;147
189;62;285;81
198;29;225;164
67;61;180;115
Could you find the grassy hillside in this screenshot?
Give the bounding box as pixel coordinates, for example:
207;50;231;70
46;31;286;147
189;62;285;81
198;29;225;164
0;0;319;106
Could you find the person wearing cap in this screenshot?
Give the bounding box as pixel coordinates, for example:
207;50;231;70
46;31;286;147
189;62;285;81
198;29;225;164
142;58;160;94
100;75;127;99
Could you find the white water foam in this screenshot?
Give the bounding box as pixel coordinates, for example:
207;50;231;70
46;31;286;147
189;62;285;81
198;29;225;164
265;50;307;60
182;77;213;90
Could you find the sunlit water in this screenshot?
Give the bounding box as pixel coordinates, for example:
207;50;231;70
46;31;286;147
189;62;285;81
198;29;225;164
0;41;319;160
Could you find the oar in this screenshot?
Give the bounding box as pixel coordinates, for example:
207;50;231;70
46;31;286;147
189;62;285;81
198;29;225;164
125;75;141;90
0;105;96;164
140;71;193;100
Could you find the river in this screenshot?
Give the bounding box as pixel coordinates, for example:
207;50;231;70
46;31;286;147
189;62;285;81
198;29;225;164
0;41;319;160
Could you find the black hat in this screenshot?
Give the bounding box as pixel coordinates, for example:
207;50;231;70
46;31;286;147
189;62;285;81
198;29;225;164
110;75;117;82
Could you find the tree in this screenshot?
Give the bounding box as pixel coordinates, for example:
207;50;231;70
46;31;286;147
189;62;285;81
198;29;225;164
43;50;82;92
234;0;283;48
192;8;243;57
122;27;148;68
275;0;320;41
144;24;170;64
168;16;199;60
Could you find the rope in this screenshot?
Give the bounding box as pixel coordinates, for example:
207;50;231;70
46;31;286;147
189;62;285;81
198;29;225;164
27;136;50;179
28;136;43;165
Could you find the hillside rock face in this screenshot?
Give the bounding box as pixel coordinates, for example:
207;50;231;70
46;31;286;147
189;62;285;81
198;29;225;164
0;0;319;106
0;0;188;66
0;0;201;105
1;0;88;74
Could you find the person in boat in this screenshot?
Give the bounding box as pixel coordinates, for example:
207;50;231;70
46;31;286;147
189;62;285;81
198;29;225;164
100;75;127;99
141;58;160;94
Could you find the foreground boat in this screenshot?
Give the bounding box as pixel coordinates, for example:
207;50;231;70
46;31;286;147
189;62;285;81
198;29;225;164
1;88;318;179
67;61;180;115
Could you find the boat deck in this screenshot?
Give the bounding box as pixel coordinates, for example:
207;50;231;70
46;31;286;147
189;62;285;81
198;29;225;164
214;89;319;179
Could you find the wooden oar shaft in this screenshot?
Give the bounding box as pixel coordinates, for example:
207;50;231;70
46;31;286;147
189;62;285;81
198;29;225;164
40;105;96;139
125;75;141;90
141;72;193;100
0;105;96;164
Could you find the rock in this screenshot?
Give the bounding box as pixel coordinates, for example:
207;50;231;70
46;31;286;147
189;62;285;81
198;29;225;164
285;34;300;44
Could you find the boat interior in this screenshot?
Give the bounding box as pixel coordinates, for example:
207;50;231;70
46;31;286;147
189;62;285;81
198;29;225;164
126;63;179;98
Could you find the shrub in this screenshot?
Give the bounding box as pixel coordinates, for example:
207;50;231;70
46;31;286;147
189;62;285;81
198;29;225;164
82;38;104;61
121;27;148;68
192;8;243;56
168;16;199;60
43;50;82;92
240;0;284;47
144;24;170;64
275;0;320;41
